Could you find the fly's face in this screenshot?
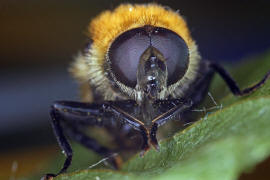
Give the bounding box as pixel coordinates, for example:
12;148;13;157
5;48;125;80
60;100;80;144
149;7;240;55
106;26;189;104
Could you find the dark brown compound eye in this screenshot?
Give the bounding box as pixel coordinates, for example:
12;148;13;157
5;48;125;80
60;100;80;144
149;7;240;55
108;26;189;88
151;27;189;85
108;28;150;88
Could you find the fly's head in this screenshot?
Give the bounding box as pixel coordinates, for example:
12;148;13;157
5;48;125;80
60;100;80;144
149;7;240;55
107;26;190;104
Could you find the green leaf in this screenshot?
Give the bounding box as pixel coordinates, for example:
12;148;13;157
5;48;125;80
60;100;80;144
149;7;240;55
54;51;270;180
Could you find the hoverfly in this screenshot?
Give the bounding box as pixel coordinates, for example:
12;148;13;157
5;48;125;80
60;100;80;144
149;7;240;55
43;3;270;179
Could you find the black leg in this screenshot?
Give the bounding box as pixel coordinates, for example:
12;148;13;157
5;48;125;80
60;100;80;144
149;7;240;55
139;126;151;156
43;100;150;179
149;100;193;149
42;109;73;180
152;100;193;126
65;125;111;156
210;63;270;96
64;124;121;169
149;123;159;151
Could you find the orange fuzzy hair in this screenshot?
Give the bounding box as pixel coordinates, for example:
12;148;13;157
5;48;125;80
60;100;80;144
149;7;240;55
89;3;193;62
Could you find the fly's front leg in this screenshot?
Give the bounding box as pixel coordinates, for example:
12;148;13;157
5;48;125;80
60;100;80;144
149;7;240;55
42;101;119;180
42;109;73;180
150;100;193;150
43;100;150;179
210;63;270;96
64;124;122;169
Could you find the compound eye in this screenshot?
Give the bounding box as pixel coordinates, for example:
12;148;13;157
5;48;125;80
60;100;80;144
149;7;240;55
151;28;189;85
108;28;149;88
108;27;189;88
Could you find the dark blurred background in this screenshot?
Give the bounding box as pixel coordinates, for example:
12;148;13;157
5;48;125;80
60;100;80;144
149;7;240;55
0;0;270;178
